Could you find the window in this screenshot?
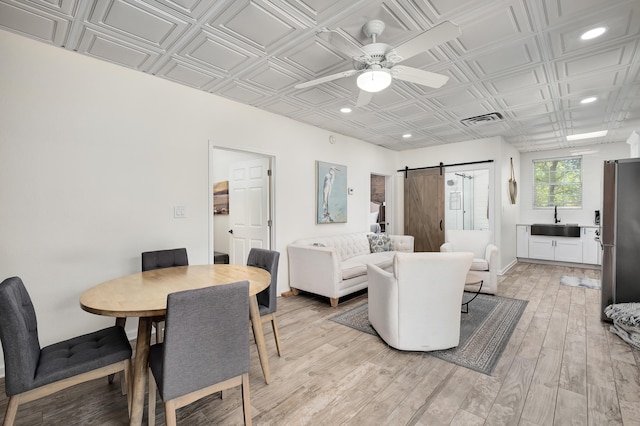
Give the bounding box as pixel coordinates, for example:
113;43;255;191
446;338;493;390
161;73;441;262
533;157;582;208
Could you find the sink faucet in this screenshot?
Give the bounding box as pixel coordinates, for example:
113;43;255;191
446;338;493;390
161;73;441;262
554;205;561;223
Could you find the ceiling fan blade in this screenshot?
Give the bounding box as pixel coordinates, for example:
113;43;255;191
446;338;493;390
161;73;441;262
294;69;358;89
392;65;449;88
317;29;368;61
356;90;373;107
390;21;460;63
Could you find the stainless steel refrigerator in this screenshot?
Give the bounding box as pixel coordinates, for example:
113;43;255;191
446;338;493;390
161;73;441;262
601;158;640;320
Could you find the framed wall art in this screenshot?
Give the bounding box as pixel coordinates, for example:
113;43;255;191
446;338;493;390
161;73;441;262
316;160;347;223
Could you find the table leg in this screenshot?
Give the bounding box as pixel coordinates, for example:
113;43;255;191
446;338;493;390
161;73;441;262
130;317;152;426
249;295;271;384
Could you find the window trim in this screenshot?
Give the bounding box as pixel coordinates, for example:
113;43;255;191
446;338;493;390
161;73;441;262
532;156;583;209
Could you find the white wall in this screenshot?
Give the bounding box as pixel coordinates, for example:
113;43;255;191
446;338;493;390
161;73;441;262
518;143;630;226
0;30;398;372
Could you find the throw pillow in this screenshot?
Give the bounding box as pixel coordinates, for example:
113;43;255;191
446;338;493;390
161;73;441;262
368;233;392;253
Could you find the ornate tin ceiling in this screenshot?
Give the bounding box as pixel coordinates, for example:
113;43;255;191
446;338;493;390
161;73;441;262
1;0;638;151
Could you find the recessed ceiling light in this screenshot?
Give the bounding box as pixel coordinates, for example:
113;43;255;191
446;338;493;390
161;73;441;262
580;97;597;104
580;27;606;40
566;130;608;141
402;133;412;139
340;107;352;113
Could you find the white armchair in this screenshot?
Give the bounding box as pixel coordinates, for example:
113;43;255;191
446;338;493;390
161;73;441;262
367;252;473;351
440;230;499;295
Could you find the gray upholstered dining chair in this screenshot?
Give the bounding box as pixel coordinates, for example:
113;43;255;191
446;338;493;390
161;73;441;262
247;248;282;356
0;276;132;426
147;281;252;426
114;248;189;342
141;247;189;272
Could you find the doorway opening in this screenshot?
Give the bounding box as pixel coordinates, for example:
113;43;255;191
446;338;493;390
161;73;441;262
209;143;275;265
444;164;493;232
370;173;392;233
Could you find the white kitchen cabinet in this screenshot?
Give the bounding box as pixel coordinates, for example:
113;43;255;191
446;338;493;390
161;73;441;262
528;236;555;260
582;227;601;265
516;225;529;257
527;236;583;263
554;238;583;262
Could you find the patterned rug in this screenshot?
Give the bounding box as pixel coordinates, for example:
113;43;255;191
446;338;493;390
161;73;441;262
330;294;527;375
560;276;601;289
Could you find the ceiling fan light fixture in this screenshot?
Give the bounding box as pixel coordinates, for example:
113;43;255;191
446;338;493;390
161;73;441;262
357;69;392;93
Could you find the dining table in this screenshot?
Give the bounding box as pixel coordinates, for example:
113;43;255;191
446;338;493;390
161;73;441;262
79;264;272;426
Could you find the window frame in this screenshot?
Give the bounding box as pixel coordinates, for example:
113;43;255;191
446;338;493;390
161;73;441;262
532;156;583;209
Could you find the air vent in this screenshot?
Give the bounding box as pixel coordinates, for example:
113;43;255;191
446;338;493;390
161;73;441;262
460;112;504;127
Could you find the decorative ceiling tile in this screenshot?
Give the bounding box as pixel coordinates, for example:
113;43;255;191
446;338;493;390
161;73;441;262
217;81;269;104
245;62;299;92
484;67;546;95
0;1;69;45
21;0;77;16
1;0;638;152
76;27;160;70
156;58;221;88
557;44;635;78
88;0;191;48
177;30;255;74
284;39;348;75
450;1;533;55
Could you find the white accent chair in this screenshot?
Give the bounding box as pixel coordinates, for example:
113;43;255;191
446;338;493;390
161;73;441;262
440;230;499;295
367;252;473;351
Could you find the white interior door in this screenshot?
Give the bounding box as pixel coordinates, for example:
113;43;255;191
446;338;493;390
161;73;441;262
228;158;270;264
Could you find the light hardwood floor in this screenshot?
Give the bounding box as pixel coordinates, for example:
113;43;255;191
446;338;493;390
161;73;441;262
1;262;639;425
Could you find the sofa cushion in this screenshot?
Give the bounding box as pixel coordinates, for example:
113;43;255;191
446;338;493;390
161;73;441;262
341;252;396;280
367;233;393;253
470;258;489;271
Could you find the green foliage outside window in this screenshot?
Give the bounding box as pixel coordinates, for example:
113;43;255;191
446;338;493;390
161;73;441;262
533;157;582;208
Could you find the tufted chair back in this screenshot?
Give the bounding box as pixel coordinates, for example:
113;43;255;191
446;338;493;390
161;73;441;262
142;248;188;272
0;277;41;396
247;248;280;315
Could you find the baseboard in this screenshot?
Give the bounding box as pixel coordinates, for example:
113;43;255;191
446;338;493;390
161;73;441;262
516;258;601;270
499;259;518;275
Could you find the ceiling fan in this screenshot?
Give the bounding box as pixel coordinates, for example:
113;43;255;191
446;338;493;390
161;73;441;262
294;20;461;107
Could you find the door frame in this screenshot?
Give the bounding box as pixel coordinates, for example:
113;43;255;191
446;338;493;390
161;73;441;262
208;141;276;264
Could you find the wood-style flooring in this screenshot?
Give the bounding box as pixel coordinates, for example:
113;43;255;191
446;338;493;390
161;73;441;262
1;262;639;425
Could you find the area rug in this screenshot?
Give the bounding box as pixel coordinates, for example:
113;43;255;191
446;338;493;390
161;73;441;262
330;294;527;375
560;276;601;289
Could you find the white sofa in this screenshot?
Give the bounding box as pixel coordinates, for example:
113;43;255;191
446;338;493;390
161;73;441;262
440;230;498;295
368;252;474;351
287;232;414;307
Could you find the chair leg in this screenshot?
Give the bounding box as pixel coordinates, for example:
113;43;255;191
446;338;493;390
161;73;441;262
153;321;164;344
124;359;132;416
164;400;178;426
108;317;128;385
3;396;20;426
148;368;157;426
270;315;283;357
242;373;252;426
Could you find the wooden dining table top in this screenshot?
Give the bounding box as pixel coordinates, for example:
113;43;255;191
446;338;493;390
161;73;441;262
80;264;271;318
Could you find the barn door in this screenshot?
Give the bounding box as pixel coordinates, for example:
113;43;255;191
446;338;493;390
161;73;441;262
404;168;445;252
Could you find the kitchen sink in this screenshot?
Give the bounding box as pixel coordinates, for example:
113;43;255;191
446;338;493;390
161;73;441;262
530;224;581;237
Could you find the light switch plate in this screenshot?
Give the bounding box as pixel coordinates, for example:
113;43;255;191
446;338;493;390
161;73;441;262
174;205;186;218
